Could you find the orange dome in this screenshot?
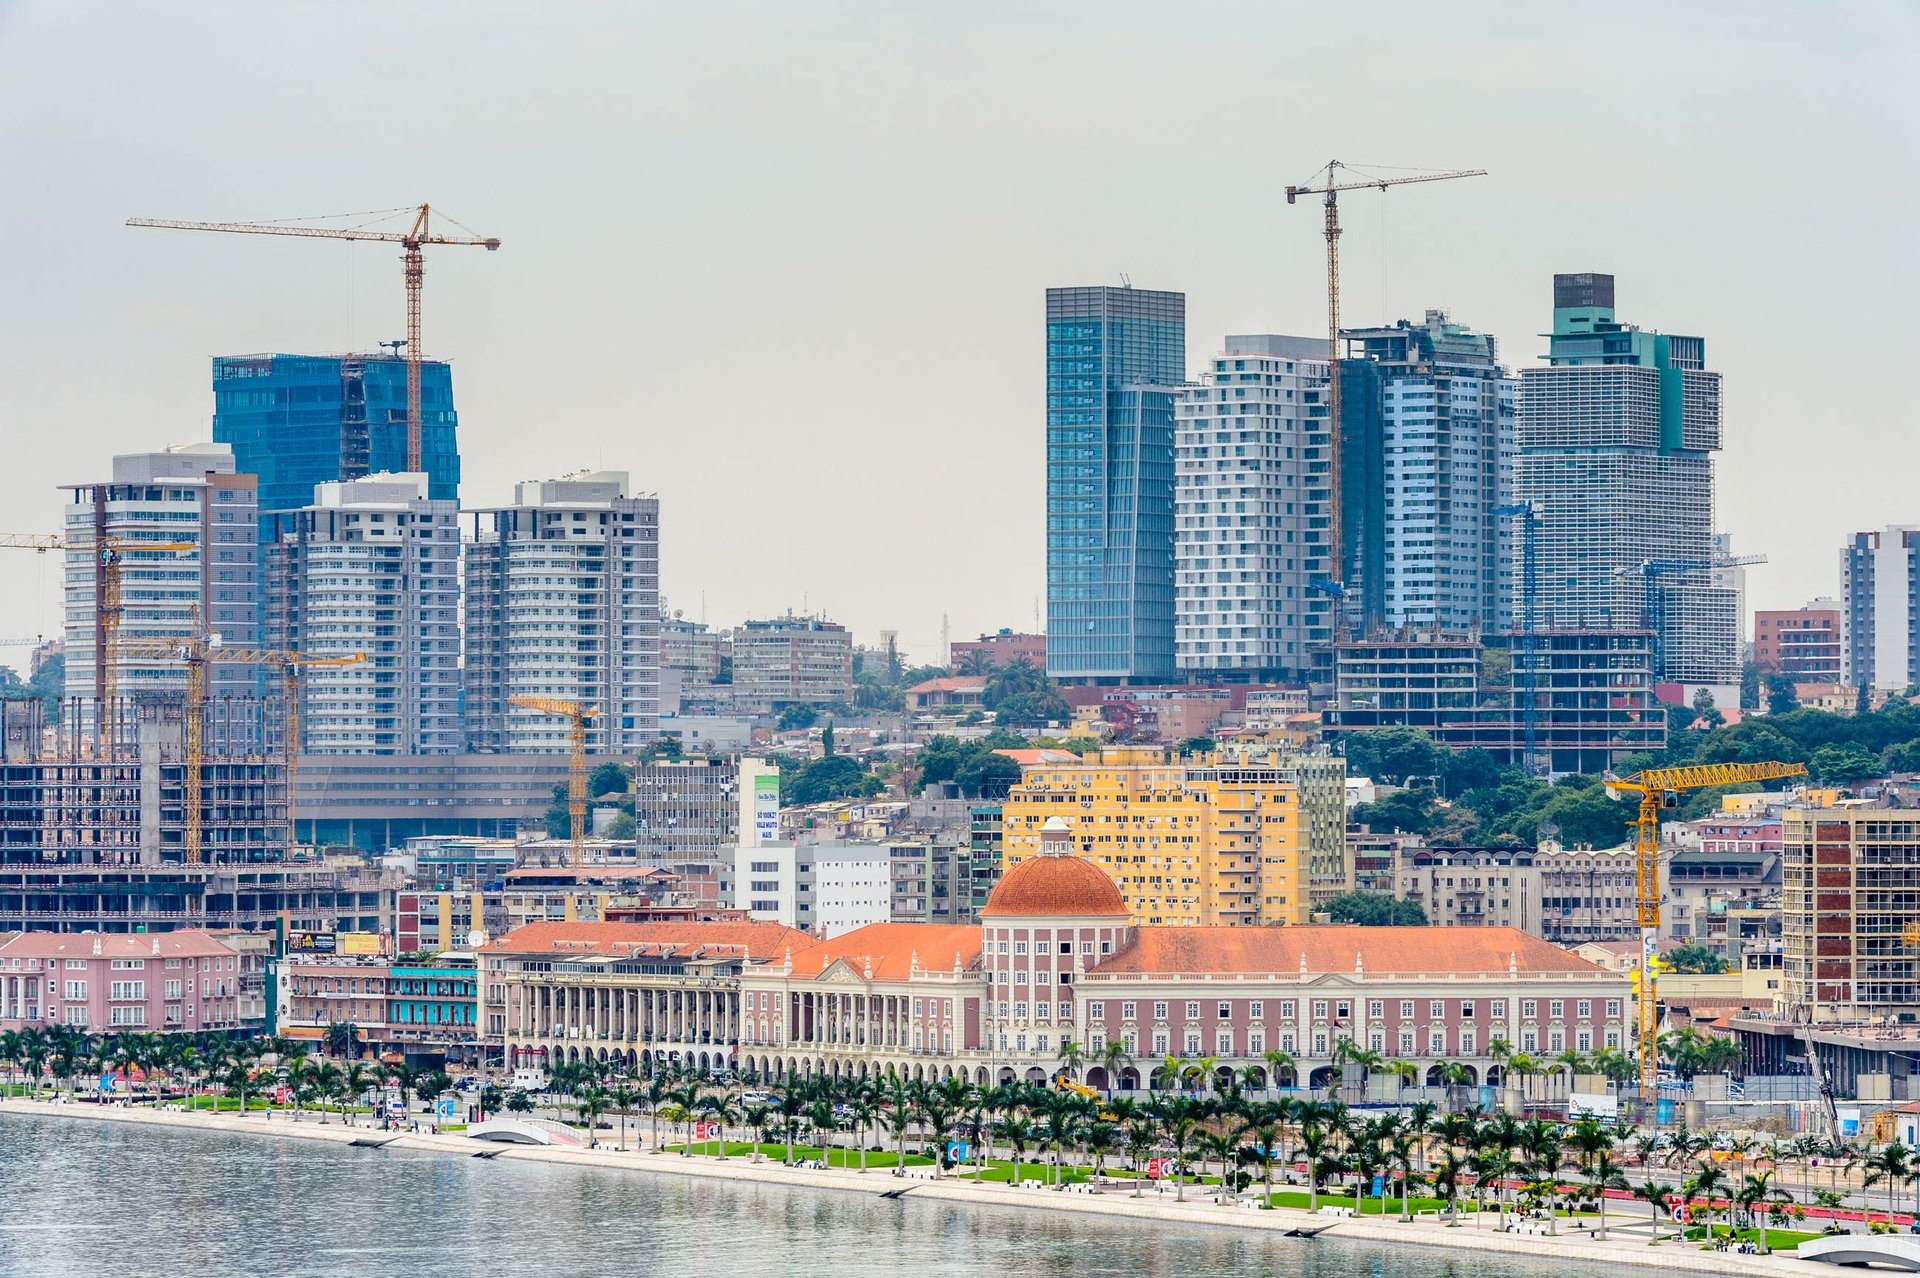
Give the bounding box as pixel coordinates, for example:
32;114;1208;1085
983;853;1129;918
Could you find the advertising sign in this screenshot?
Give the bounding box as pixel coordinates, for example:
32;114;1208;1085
947;1142;970;1163
338;931;381;956
1654;1098;1675;1125
436;1098;457;1120
1145;1157;1166;1180
1371;1172;1385;1198
286;930;337;955
1569;1091;1619;1120
753;774;780;846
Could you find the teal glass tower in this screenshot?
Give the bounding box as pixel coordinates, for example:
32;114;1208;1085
1045;286;1183;682
211;352;460;515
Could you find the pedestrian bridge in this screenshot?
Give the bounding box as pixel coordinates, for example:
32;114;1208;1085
1798;1235;1920;1271
463;1118;585;1147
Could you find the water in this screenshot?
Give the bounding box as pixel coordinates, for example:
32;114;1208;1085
0;1114;1594;1278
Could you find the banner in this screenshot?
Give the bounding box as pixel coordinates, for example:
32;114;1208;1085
753;774;780;845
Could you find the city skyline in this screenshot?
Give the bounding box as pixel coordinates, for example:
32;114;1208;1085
1;4;1915;673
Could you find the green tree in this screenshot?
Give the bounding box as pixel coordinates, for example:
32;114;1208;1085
784;754;879;805
1340;727;1446;786
1692;687;1725;730
954;750;1021;798
1740;660;1762;712
1664;943;1729;975
1323;891;1427;926
1765;674;1800;716
777;703;818;731
588;762;629;797
1179;736;1215;756
603;811;637;840
1885;739;1920;774
1350;788;1441;836
1809;742;1880;786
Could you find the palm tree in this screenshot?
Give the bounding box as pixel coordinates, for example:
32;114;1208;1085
1553;1048;1589;1097
1299;1122;1333;1212
1153;1054;1185;1093
1039;1090;1082;1186
883;1079;917;1170
1056;1037;1085;1082
1635;1179;1674;1243
1262;1048;1296;1094
1342;1046;1384;1103
1197;1130;1239;1192
1506;1052;1539;1102
1002;1114;1035;1178
1687;1160;1727;1244
1733;1171;1791;1251
1433;1150;1468;1224
308;1060;343;1123
1125;1120;1156;1197
699;1092;737;1159
1158;1098;1203;1203
1587;1151;1630;1239
1096;1040;1132;1099
578;1087;611;1148
1863;1142;1915;1232
608;1081;640;1150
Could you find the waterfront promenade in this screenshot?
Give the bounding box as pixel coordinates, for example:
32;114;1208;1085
0;1097;1847;1278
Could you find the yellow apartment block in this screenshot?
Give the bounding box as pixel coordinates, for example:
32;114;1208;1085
1000;745;1311;926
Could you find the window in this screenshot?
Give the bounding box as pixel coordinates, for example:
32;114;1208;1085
1521;999;1537;1019
1604;999;1621;1018
1014;971;1027;985
1549;1000;1564;1018
1400;1000;1414;1018
1313;1033;1328;1055
1249;1000;1264;1020
1399;1030;1414;1054
1121;1001;1136;1020
1248;1030;1264;1055
64;980;86;1000
1059;941;1071;955
1014;941;1027;955
1185;1033;1201;1055
1576;999;1591;1019
1336;1001;1350;1020
64;959;85;970
109;980;144;1000
1461;1002;1475;1019
1430;1000;1444;1019
1153;1031;1169;1054
1491;999;1506;1018
1152;1001;1168;1020
1312;1000;1328;1019
1089;1001;1105;1019
1217;1001;1231;1020
1186;1001;1201;1020
1035;970;1050;985
1059;1001;1072;1019
1217;1031;1233;1055
1280;1001;1295;1018
1369;1000;1384;1019
165;980;182;1000
1058;972;1072;986
1014;1003;1027;1019
1460;1029;1477;1055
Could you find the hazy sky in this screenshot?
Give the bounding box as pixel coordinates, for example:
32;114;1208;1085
1;1;1914;676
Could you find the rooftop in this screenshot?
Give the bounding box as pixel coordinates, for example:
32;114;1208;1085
781;923;983;982
1092;926;1606;978
0;929;238;961
982;854;1129;919
487;920;814;963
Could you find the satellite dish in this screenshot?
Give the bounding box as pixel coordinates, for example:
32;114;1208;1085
466;929;487;949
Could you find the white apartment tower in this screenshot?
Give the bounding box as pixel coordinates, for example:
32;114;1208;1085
464;472;661;752
1840;526;1920;691
263;473;461;753
61;444;258;742
1174;334;1334;681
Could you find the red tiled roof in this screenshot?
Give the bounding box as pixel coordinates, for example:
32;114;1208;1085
486;920;817;962
0;929;238;960
983;854;1129;918
785;923;982;982
1092;926;1604;977
906;676;987;694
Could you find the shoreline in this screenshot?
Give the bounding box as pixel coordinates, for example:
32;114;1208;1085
0;1098;1836;1278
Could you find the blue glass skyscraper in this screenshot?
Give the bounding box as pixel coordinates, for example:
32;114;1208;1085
1045;286;1184;682
211;353;460;514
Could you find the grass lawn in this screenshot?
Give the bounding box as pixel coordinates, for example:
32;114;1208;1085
1680;1223;1821;1252
182;1095;274;1113
661;1141;936;1169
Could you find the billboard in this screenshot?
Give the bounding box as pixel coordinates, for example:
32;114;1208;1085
286;931;337;955
1569;1091;1619;1120
339;932;382;956
753;773;780;846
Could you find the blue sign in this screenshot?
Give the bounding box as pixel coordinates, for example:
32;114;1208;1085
1655;1098;1675;1125
1372;1172;1385;1198
436;1098;457;1119
98;1072;115;1093
947;1141;970;1162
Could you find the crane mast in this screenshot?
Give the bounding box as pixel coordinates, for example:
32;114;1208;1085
127;205;499;474
509;695;598;868
1604;760;1808;1097
1285;163;1486;627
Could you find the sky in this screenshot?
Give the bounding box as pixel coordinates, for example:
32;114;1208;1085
0;1;1915;675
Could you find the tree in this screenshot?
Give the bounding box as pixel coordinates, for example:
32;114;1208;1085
777;703;818;731
784;754;880;805
324;1021;358;1059
954;751;1021;799
1340;727;1446;786
1441;748;1503;797
1809;742;1880;786
1664;943;1729;975
1351;787;1442;836
1740;660;1762;712
1179;736;1215;756
1691;687;1725;731
603;811;637;840
1765;674;1800;717
588;762;629;797
1323;892;1427;927
1884;739;1920;775
983;660;1070;727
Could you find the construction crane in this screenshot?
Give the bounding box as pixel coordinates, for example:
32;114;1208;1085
508;695;597;867
1285;162;1486;613
1613;553;1767;679
1604;760;1808;1095
1;533;196;754
279;653;370;847
1493;501;1541;776
121;637;365;864
127;205;500;473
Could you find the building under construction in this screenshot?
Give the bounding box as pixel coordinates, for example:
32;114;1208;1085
0;695;391;934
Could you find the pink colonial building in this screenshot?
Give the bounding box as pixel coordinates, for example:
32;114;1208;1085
0;930;246;1034
732;821;1631;1091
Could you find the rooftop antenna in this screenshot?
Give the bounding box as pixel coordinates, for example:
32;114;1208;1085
379;339;407;358
1119;272;1132;289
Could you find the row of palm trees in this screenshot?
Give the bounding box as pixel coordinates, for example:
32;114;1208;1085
523;1053;1917;1246
0;1025;461;1126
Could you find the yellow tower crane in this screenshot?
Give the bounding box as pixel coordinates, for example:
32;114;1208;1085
0;533;196;755
1604;760;1808;1095
127;205;500;473
1284;163;1485;614
508;695;597;868
121;637;365;864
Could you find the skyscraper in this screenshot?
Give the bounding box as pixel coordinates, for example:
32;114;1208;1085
60;444;258;732
1840;526;1920;692
1514;273;1737;696
1175;334;1334;681
464;472;661;753
1045;286;1184;683
211;353;460;514
1343;310;1514;634
263;473;462;753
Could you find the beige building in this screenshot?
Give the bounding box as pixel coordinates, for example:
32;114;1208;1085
1000;745;1324;926
1781;807;1920;1022
730;615;854;711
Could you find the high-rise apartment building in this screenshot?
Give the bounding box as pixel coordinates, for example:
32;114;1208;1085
212;353;459;513
1840;528;1920;692
464;472;661;753
1514;274;1736;697
1175;335;1333;682
262;473;461;754
1781;807;1920;1021
730;616;853;711
1343;311;1514;633
61;445;259;733
1045;286;1184;682
999;745;1311;926
1754;601;1844;683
